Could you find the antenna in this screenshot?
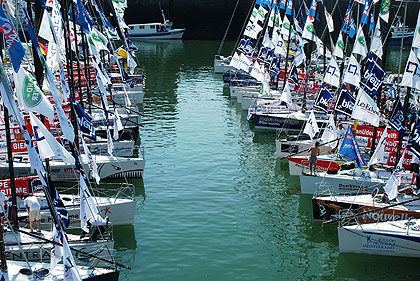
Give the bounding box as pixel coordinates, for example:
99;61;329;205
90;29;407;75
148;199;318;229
159;2;166;22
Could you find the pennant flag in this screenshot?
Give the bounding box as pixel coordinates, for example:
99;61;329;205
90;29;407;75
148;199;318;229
288;64;299;86
352;25;368;58
50;226;62;270
368;126;388;166
302;15;316;42
14;67;54;121
79;174;100;231
321;114;338;145
262;31;274;49
293;44;305;67
314;84;332;112
351;87;380;127
370;18;383;59
323;57;340;87
113;109;124;140
243;21;263;39
341;4;352;34
303;111;319;139
384;150;405;200
334;85;356;116
281;81;293;108
81;138;101;185
369;14;375;31
0;5;25;72
332;33;345;59
343;55;361;87
62;235;82;281
279;0;287;10
250;61;265;82
285;0;293;16
401;50;420;90
74;102;96;141
30;113;75;164
408;122;420;158
339;126;366;168
255;6;268;23
308;0;317;18
379;0;390;23
106;127;114;156
324;7;334;33
361;54;387;97
412;12;420;60
349;17;357;38
126;51;137;75
360;0;370;25
389;99;405;133
280;16;291;39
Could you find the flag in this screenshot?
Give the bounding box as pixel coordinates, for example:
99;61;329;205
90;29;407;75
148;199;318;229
113;108;123;140
238;53;252;73
107;127;114;156
341;4;351;34
250;61;265;82
74;102;96;141
262;31;273;49
293;44;305;67
255;6;268;23
288;64;299;85
349;17;357;38
0;5;25;72
339;126;366;168
303;111;319;139
351;87;380;127
360;0;370;25
384;150;405;200
324;7;334;33
314;84;332;112
79;173;99;231
279;0;287;10
401;50;420;90
50;226;62;270
332;32;345;59
389;99;405;133
302;15;316;42
334;85;356;116
362;54;387;97
370;18;383;59
323;56;340;87
369;14;375;31
409;122;420;158
81;138;101;185
126;51;137;75
321;114;338;145
280;16;291;39
308;0;317;18
343;55;361;87
14;67;55;121
30;113;75;164
368;126;388;166
412;12;420;60
62;235;82;281
379;0;390;23
250;7;258;23
352;25;368;58
243;21;263;39
285;0;293;16
281;81;293;108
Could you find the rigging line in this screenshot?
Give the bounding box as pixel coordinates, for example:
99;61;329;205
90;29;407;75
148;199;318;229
14;227;130;269
217;0;241;56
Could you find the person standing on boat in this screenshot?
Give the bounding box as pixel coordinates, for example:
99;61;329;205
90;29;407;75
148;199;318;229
308;142;320;176
82;214;110;241
24;195;41;233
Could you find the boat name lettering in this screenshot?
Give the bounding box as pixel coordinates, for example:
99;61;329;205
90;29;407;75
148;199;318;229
362;236;396;252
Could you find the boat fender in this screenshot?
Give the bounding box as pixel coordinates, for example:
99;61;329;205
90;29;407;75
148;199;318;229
19;268;32;275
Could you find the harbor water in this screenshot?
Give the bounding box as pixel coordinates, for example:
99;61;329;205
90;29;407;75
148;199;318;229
113;40;419;280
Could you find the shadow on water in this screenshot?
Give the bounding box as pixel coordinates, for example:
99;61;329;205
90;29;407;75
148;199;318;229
335;253;420;281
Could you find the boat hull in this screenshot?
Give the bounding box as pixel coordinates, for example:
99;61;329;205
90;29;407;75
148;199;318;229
129;29;185;39
338;221;420;258
253;113;305;132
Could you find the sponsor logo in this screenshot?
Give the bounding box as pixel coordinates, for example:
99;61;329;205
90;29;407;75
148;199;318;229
362;235;396;252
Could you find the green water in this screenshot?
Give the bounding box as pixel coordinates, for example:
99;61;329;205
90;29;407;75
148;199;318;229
112;41;419;280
